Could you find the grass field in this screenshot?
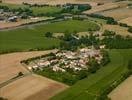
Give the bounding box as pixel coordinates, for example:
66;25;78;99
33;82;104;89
31;6;62;15
0;20;100;53
0;3;63;16
51;49;132;100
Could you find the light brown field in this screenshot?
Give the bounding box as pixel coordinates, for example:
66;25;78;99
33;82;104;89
109;76;132;100
83;3;119;14
100;7;132;20
119;17;132;26
0;50;57;83
2;0;97;6
0;17;53;29
103;24;132;36
0;74;68;100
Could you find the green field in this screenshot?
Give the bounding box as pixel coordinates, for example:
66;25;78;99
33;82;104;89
31;6;62;15
0;3;28;9
0;3;63;16
0;20;100;53
51;49;132;100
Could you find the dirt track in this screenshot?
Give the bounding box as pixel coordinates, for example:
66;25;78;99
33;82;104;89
109;76;132;100
0;50;57;83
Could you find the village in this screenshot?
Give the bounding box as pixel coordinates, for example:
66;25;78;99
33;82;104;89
26;47;103;73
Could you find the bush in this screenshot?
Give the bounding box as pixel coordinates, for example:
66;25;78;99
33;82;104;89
45;32;53;38
128;27;132;33
128;60;132;70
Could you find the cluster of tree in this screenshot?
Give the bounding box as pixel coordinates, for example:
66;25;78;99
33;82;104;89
23;2;49;7
128;59;132;73
87;50;110;74
0;5;33;18
60;32;99;51
102;35;132;49
45;32;53;38
87;14;117;25
128;27;132;33
61;4;91;14
119;23;128;27
88;58;100;73
0;97;7;100
102;30;115;37
100;50;110;66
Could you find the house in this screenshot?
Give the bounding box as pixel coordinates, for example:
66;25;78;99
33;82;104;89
8;16;18;22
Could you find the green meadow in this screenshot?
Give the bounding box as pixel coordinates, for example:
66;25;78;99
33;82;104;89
51;49;132;100
0;20;100;53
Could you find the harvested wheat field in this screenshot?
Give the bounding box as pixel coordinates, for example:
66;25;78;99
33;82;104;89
103;24;132;36
2;0;97;6
100;7;132;20
0;17;53;29
119;17;132;26
0;74;68;100
0;50;57;83
83;3;119;14
109;76;132;100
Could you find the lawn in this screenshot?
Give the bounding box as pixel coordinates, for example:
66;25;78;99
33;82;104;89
0;20;100;53
51;49;132;100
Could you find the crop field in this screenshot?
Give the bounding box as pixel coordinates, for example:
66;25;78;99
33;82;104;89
103;24;132;36
2;0;97;6
51;49;132;100
83;3;119;14
0;20;100;53
0;74;68;100
100;7;132;20
0;3;63;16
109;76;132;100
0;17;53;29
0;50;57;83
31;6;62;15
119;17;132;26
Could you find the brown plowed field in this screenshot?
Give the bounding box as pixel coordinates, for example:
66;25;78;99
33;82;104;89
0;50;57;83
109;76;132;100
0;74;68;100
2;0;97;6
